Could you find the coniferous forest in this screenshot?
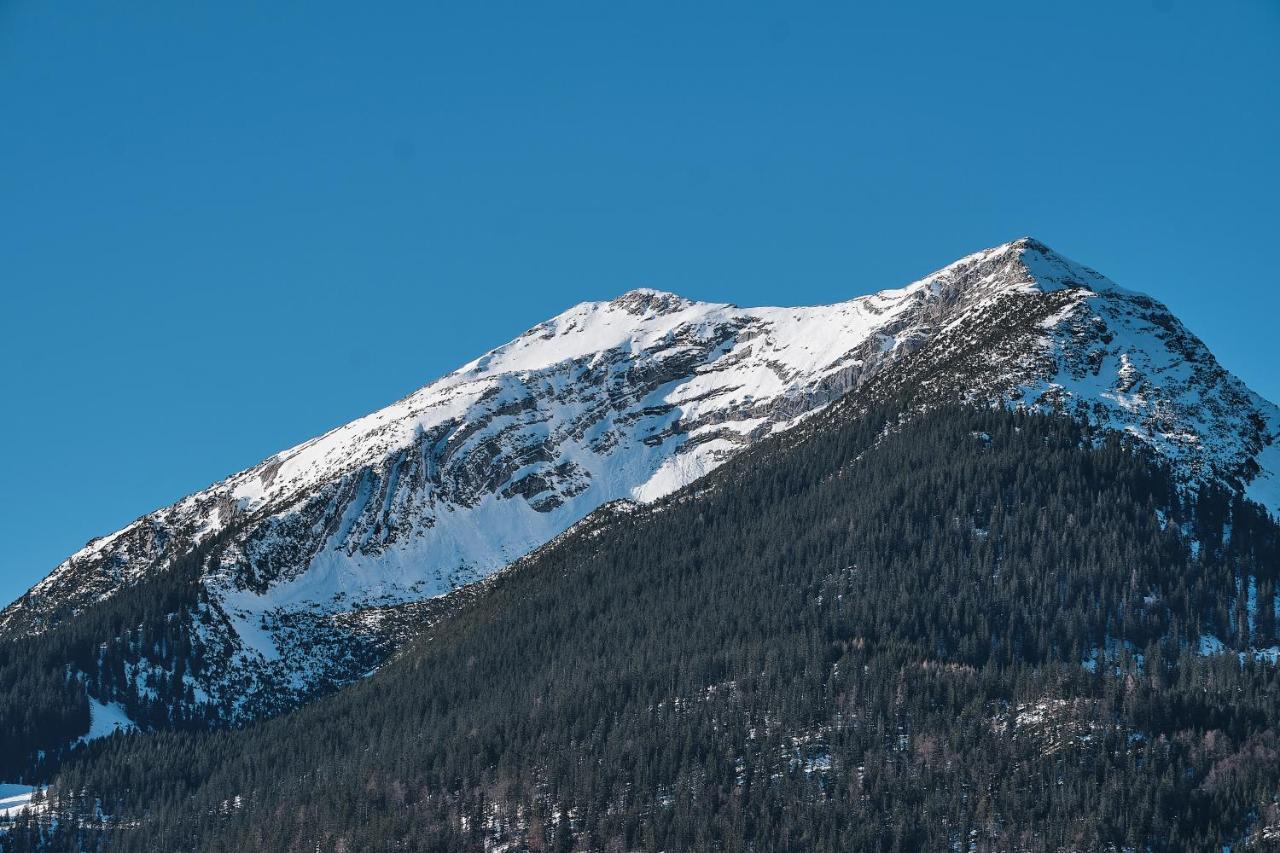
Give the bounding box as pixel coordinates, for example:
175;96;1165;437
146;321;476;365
4;404;1280;851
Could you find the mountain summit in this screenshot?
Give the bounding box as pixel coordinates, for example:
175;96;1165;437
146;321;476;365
4;238;1277;724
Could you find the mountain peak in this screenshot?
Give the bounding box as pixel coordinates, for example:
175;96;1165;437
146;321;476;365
1007;237;1118;294
1007;235;1051;253
987;236;1078;262
913;237;1119;301
608;287;693;316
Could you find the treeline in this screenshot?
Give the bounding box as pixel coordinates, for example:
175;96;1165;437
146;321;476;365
0;531;232;780
5;404;1280;850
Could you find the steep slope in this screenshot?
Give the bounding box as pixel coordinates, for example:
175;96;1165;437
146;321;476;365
2;238;1277;728
852;241;1280;499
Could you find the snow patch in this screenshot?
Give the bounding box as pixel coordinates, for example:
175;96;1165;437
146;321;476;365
80;698;136;743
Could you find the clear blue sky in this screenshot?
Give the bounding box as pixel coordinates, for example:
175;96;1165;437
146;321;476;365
2;1;1278;605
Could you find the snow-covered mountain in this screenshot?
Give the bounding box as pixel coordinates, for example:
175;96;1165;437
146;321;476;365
4;237;1278;722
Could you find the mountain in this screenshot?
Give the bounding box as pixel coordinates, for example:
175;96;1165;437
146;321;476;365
6;239;1280;849
2;237;1277;732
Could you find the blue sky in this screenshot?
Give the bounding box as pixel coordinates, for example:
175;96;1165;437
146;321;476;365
2;1;1278;604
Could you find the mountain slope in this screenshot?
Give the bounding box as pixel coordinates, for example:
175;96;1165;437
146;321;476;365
2;237;1277;730
12;406;1280;852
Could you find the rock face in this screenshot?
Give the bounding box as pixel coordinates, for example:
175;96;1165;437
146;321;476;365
4;237;1277;721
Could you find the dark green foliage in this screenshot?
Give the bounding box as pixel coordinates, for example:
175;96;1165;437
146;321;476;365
0;533;230;780
4;405;1280;851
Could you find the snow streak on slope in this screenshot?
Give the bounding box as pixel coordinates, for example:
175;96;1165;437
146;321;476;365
3;237;1277;721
